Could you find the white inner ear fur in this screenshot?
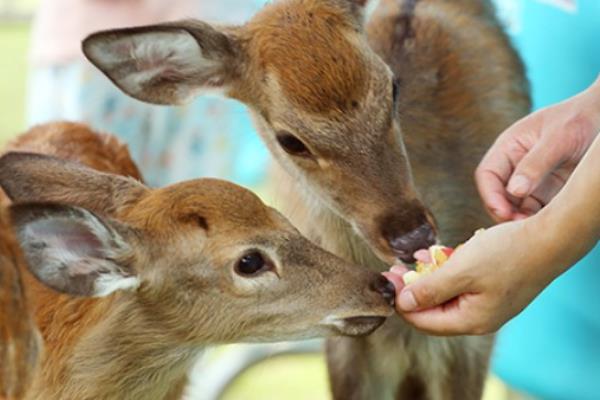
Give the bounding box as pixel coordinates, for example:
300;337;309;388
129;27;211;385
19;209;139;297
88;30;219;100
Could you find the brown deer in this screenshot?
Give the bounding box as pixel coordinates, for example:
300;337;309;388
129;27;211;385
0;122;394;400
82;0;530;398
1;122;143;399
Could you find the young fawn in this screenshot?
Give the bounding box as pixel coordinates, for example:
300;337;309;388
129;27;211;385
0;122;394;400
83;0;530;398
1;122;143;399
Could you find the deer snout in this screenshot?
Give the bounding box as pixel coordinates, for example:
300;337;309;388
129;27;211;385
385;223;437;263
378;202;438;263
370;275;396;307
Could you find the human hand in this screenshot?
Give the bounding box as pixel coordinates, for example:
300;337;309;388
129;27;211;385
476;77;600;222
383;218;566;335
384;128;600;336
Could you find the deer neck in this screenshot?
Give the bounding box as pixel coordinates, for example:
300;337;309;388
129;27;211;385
29;292;205;400
64;298;203;400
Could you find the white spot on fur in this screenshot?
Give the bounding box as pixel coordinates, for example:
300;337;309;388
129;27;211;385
94;275;140;297
320;315;347;330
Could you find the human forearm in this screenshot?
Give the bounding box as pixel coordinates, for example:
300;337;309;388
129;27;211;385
533;134;600;273
584;74;600;123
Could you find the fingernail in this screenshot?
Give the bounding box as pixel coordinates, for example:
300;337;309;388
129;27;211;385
399;289;417;312
507;175;531;197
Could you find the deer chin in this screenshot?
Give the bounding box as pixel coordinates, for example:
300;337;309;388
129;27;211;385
321;314;391;337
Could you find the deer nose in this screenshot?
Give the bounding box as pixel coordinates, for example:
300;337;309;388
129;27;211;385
370;275;396;307
388;223;436;263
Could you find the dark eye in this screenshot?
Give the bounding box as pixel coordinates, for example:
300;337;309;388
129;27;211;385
276;132;311;157
236;251;269;276
392;78;400;106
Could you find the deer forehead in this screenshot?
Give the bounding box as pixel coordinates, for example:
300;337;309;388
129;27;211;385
125;180;280;232
247;0;373;114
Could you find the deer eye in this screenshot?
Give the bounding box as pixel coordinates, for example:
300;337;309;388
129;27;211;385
236;251;270;276
276;132;311;157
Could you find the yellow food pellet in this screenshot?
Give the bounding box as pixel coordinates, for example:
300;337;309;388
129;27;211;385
403;246;452;284
402;271;421;285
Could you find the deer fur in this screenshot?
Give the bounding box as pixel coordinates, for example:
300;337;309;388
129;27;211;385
0;122;394;400
0;208;41;400
83;0;530;398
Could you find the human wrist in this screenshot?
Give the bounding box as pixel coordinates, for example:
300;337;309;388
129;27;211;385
584;76;600;123
519;212;571;280
534;195;598;276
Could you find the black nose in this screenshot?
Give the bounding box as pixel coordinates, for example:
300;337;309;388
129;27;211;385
370;275;396;307
388;223;436;263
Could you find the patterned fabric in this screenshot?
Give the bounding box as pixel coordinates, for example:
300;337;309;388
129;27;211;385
491;1;600;399
27;0;270;190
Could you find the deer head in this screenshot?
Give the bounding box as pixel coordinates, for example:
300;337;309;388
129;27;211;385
82;0;437;264
0;152;394;343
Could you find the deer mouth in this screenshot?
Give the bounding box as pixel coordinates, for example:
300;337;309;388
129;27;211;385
324;315;388;337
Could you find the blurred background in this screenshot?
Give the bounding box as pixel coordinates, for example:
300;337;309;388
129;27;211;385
3;0;598;399
0;0;30;142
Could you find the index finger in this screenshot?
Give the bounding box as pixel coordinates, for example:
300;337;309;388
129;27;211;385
475;143;519;221
475;168;513;222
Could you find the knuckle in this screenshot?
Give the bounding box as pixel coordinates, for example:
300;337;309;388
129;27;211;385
414;284;437;307
505;135;530;158
463;268;481;285
474;165;485;182
563;114;594;157
544;136;567;159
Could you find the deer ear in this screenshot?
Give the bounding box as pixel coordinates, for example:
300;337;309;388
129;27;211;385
82;21;243;105
0;152;147;217
10;203;139;297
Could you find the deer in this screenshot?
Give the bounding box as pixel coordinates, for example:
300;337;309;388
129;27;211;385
0;122;395;400
82;0;530;398
1;122;143;399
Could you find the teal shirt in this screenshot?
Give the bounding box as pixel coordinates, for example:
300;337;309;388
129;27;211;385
491;1;600;399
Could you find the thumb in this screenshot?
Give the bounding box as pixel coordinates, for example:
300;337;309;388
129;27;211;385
396;265;468;312
507;139;564;197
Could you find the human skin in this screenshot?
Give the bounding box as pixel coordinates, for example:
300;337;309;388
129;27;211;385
476;75;600;222
384;84;600;335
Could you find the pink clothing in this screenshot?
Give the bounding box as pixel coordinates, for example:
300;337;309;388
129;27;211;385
30;0;198;66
